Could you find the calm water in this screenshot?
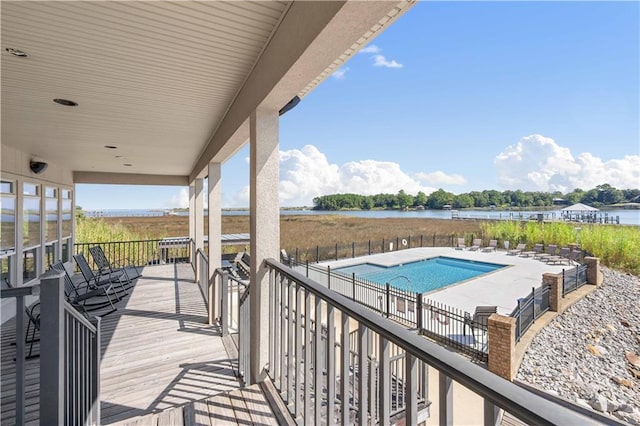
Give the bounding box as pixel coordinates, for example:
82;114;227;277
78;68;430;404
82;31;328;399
334;256;505;294
84;207;640;225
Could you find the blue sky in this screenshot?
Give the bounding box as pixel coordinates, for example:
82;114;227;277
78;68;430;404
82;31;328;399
77;1;639;210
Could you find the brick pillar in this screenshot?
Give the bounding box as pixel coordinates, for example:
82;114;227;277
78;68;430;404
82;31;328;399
585;257;603;286
542;272;563;312
488;314;516;381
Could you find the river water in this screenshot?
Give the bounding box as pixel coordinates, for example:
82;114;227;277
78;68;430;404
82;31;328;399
85;207;640;225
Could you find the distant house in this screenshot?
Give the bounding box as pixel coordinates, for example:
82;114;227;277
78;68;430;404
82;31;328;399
553;198;568;205
442;204;452;210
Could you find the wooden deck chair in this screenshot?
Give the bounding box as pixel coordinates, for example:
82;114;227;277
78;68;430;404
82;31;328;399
455;238;467;250
89;245;141;282
74;253;130;296
51;261;118;315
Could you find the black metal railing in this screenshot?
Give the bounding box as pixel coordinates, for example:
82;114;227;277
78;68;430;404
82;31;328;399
285;234;464;264
511;284;551;342
297;262;489;361
421;299;489;362
562;264;588;296
75;238;191;269
265;259;597;426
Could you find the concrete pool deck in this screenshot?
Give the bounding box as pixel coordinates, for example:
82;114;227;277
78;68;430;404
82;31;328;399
319;247;570;315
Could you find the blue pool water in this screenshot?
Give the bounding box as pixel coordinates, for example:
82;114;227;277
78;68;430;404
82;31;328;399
333;257;505;294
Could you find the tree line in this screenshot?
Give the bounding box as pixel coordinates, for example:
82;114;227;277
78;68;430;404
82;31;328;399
312;184;640;210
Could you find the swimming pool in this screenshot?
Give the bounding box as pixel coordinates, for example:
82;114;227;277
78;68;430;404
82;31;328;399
333;256;505;293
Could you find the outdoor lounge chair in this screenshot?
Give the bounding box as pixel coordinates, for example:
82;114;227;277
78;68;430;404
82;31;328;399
535;244;557;261
235;252;251;277
507;243;526;255
280;249;295;266
51;261;118;315
74;253;131;296
464;305;497;334
482;240;498;252
469;238;483;251
520;243;543;258
546;248;572;265
455;238;467;250
89;245;142;281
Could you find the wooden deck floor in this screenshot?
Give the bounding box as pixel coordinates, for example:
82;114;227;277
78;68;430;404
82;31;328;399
1;263;244;425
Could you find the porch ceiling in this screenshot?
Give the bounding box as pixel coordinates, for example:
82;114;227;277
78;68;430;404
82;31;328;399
1;1;414;184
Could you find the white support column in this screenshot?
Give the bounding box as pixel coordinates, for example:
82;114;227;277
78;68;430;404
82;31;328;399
208;162;222;323
249;107;280;384
15;180;24;286
194;177;204;254
188;182;196;263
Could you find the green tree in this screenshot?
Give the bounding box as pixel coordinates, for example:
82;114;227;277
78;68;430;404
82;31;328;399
427;189;453;209
453;194;474;208
397;190;413;209
414;191;428;207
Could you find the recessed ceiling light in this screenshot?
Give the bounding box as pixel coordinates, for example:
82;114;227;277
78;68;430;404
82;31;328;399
5;48;27;57
115;155;123;158
104;145;118;149
124;163;132;167
53;98;78;107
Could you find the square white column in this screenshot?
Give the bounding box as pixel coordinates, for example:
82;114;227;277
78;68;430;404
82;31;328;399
208;162;222;323
249;108;280;384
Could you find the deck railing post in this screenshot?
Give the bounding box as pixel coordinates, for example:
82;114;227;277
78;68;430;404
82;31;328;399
531;287;536;321
416;293;423;329
439;372;453;426
385;283;390;318
316;245;319;263
352;273;356;301
91;316;102;425
327;266;331;290
15;293;26;426
382;238;385;253
306;260;309;277
40;269;65;425
408;235;411;248
352;241;355;258
221;271;229;336
368;240;371;255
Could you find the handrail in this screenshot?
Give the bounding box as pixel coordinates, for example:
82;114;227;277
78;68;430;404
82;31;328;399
0;285;39;298
63;300;97;332
265;258;597;425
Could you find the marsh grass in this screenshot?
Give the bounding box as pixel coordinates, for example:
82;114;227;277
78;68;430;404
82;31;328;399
481;221;640;275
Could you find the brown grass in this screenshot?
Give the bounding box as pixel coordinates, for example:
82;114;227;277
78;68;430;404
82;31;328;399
103;214;483;250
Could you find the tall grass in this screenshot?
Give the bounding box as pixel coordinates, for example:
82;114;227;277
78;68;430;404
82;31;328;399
76;217;150;243
481;221;640;275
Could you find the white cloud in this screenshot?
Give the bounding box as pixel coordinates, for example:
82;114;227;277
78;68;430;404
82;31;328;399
233;145;438;207
415;171;467;186
166;187;189;208
331;66;349;80
359;44;381;54
495;134;640;192
373;54;403;69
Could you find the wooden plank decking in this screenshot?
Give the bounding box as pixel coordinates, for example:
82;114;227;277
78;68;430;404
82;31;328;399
0;263;245;425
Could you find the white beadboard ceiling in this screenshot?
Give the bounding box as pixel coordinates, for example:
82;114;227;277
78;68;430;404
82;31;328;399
1;1;290;177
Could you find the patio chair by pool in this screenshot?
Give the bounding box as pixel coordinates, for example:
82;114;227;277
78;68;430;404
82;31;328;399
535;244;557;261
482;240;498;252
464;305;497;336
546;248;572;265
520;243;543;258
89;245;142;282
507;243;526;255
455;238;467;250
280;249;295;266
469;238;483;251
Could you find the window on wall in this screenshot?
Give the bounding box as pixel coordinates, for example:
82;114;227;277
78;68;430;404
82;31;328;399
45;187;58;243
23;183;41;249
23;183;41;281
1;181;16;256
61;189;72;238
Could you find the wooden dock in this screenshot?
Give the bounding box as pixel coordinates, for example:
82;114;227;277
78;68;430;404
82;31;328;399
0;263;268;425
